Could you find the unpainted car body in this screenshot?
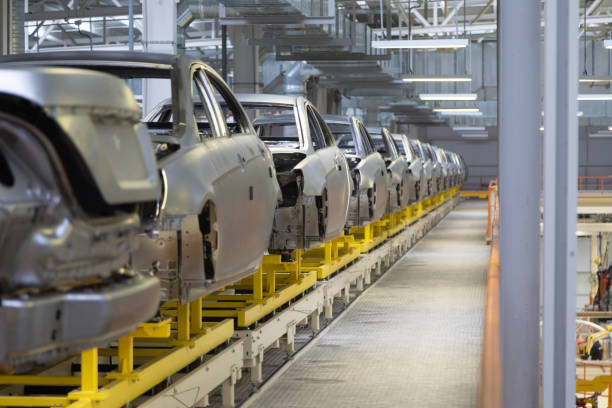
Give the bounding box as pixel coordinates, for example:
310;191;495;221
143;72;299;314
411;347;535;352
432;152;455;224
236;94;351;253
411;139;434;198
1;52;281;304
433;146;451;190
367;127;412;213
0;67;160;369
422;142;443;194
323;115;388;228
392;133;425;202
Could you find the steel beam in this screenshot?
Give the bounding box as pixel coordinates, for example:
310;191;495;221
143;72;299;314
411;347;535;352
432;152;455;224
542;0;579;406
219;15;334;25
497;0;541;406
24;6;142;21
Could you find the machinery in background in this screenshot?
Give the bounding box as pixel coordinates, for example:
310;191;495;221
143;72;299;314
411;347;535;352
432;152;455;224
0;67;161;370
0;52;281;305
323;115;388;229
367;127;412;213
593;264;612;311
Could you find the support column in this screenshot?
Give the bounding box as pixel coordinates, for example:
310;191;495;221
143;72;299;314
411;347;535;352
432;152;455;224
9;0;24;54
230;25;259;93
497;1;541;407
542;0;579;406
0;0;8;55
142;0;176;114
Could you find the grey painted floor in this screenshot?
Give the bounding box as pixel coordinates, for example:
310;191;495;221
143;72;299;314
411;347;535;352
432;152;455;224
244;200;489;408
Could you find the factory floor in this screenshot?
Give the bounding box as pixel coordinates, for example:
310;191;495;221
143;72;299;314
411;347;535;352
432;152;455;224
244;200;489;408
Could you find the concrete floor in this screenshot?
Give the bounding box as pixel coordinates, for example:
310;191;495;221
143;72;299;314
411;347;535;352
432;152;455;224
244;200;489;408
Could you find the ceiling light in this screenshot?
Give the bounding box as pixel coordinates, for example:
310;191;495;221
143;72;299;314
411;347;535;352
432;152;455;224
608;126;612;131
420;93;478;101
402;75;472;83
461;133;488;139
604;40;612;49
433;108;481;115
579;77;612;83
540;126;544;131
453;126;485;131
589;133;612;138
578;94;612;100
356;0;369;9
577;111;584;117
372;39;469;49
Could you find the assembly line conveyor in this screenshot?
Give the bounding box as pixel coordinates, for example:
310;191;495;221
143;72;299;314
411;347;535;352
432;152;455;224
0;187;461;408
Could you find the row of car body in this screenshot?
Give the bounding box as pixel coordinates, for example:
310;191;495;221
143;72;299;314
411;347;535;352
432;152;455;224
0;52;466;370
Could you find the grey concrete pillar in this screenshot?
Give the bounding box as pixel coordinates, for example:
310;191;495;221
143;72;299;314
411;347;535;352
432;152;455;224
230;25;260;93
9;0;23;54
142;0;176;115
0;0;9;55
497;0;541;407
542;0;579;406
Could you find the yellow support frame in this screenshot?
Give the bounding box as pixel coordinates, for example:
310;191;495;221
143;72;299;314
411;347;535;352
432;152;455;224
461;190;488;199
0;187;462;408
0;298;233;408
301;233;361;279
201;252;317;327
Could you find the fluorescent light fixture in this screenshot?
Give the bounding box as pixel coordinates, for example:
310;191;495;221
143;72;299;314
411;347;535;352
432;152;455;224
589;133;612;138
372;39;469;49
577;111;584;117
356;0;369;9
579;77;612;83
433;108;481;116
604;40;612;49
578;94;612;101
461;133;488;139
608;126;612;131
453;126;485;132
420;93;478;101
402;75;472;83
540;126;544;131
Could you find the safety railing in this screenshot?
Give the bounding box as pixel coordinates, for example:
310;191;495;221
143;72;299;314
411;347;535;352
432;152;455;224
480;179;502;408
486;179;498;243
578;175;612;194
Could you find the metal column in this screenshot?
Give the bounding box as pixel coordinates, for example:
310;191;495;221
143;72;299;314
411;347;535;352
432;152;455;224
142;0;176;114
542;0;579;406
230;25;260;93
497;1;541;407
0;0;8;55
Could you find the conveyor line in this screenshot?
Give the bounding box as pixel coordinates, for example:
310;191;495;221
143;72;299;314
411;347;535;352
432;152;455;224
243;200;488;408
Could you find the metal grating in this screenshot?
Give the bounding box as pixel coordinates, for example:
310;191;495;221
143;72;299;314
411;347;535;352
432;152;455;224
243;200;489;408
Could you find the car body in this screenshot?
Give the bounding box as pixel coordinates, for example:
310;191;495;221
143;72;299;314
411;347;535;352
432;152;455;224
0;67;161;369
236;94;351;253
453;152;467;184
367;127;412;213
421;142;443;194
392;133;425;202
445;150;460;187
322;115;387;228
411;139;434;198
433;146;451;190
0;52;281;304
